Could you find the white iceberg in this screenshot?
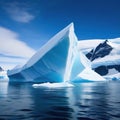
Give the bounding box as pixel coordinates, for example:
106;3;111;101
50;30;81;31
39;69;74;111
8;23;105;82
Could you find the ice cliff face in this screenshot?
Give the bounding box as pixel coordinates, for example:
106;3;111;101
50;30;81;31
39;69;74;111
8;23;105;82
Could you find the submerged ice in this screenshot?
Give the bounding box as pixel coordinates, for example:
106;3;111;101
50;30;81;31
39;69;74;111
7;23;105;82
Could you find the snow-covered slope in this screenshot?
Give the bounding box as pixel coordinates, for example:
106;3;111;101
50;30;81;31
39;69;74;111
76;68;106;82
78;39;120;80
72;52;105;82
78;38;120;53
78;39;104;54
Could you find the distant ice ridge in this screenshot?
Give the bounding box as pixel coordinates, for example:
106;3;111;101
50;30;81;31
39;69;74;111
79;39;120;80
0;71;9;82
8;23;105;82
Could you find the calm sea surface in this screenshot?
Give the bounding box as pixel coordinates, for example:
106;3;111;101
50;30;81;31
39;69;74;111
0;81;120;120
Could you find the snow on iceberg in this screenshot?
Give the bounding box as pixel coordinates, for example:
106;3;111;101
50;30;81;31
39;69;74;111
8;23;105;82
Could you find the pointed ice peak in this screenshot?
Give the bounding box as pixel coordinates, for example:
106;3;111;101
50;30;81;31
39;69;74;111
70;22;74;26
57;22;74;35
67;22;74;27
68;22;74;28
23;22;76;68
58;22;74;36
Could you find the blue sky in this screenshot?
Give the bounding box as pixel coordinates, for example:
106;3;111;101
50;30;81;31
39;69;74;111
0;0;120;69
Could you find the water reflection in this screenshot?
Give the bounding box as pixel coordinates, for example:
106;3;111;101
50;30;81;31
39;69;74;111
0;82;120;120
66;83;94;120
0;82;34;120
30;86;73;120
0;82;8;97
30;83;109;120
66;83;111;120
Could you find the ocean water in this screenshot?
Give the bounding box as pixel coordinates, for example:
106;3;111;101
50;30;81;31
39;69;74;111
0;81;120;120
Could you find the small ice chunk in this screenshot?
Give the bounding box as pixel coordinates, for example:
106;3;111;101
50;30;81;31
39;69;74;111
32;82;74;88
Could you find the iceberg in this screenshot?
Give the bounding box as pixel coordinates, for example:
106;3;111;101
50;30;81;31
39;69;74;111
8;23;105;82
8;23;85;82
0;71;9;82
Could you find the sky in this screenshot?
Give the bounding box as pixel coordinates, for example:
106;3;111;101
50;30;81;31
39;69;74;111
0;0;120;70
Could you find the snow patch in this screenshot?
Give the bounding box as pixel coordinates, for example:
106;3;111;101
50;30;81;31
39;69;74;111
104;73;120;80
77;68;105;81
107;68;119;75
92;55;120;68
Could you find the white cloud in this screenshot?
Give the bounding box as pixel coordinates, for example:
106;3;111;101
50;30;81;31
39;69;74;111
0;27;35;58
0;63;16;70
0;56;27;70
0;26;36;70
0;56;27;63
9;9;34;23
4;2;35;23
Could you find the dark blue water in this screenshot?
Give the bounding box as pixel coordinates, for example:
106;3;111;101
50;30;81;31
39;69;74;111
0;81;120;120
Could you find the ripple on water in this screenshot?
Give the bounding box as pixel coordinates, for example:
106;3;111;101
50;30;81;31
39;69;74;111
19;109;33;112
52;106;74;112
46;110;72;118
44;105;74;120
0;118;6;120
108;111;120;118
77;117;95;120
41;117;70;120
1;82;120;120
